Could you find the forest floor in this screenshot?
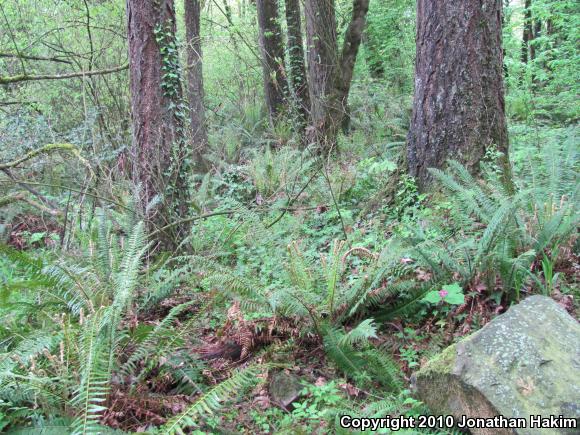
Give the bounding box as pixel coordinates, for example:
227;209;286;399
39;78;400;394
2;117;578;434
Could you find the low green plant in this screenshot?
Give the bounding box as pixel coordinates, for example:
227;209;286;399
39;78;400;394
540;250;560;296
410;144;578;302
422;283;465;306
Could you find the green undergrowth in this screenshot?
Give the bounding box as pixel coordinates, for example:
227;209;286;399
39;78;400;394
1;120;577;433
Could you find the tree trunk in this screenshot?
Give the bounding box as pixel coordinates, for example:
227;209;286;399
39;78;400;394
407;0;513;192
256;0;288;123
126;0;189;246
363;30;385;79
532;18;542;61
284;0;310;123
184;0;209;172
305;0;338;147
521;0;533;63
305;0;369;152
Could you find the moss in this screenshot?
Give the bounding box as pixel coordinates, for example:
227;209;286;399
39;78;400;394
0;143;81;170
0;193;22;207
417;342;457;377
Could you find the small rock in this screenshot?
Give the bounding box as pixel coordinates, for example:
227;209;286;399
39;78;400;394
269;371;303;408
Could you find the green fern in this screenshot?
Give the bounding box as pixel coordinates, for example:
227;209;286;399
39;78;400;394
70;308;110;435
120;300;197;377
161;364;267;434
323;325;403;391
338;319;378;347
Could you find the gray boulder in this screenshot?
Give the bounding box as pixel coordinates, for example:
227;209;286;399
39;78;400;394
413;295;580;435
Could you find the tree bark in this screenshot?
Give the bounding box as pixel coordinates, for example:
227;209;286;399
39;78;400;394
304;0;369;152
284;0;310;122
126;0;189;245
407;0;513;192
305;0;338;146
184;0;209;172
256;0;289;123
521;0;534;63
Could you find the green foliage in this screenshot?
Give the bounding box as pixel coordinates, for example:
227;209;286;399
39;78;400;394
247;146;314;198
0;218;150;432
422;283;465;306
291;381;343;421
1;0;578;432
162;364;267;434
412;145;578;301
198;237;410;390
504;0;580;122
363;0;415;92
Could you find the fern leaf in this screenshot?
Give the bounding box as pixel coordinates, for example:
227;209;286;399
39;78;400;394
71;308;110;435
162;365;266;434
120;300;197;377
339;319;378;347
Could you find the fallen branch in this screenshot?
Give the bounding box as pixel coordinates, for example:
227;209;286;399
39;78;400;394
0;143;89;170
0;191;61;215
0;63;128;85
0;179;131;211
1;168;60;212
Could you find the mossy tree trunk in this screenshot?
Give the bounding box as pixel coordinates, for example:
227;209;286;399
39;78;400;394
256;0;289;124
126;0;190;247
284;0;310;125
304;0;369;153
184;0;209;172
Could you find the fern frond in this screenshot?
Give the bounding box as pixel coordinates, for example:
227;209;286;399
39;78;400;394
323;328;367;375
286;241;316;294
70;308;110;435
363;348;404;391
472;190;528;272
120;300;197;377
111;221;148;317
429;167;487;222
338;319;378;347
373;284;431;322
162;364;267;434
322;240;347;314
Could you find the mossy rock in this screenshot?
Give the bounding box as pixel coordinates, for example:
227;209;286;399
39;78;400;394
413;296;580;435
269;371;303;408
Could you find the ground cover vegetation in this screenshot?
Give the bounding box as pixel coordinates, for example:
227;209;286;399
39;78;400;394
0;0;578;433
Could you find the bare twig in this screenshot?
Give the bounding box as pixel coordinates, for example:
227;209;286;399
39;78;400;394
0;63;128;85
0;52;72;64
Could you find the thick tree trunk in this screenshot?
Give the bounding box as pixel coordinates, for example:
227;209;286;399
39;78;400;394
184;0;209;172
305;0;338;146
256;0;288;123
284;0;310;122
407;0;513;192
126;0;189;245
322;0;369;145
305;0;368;152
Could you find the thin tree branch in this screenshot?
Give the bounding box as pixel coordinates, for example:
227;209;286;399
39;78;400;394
0;63;128;85
0;143;87;170
0;179;132;211
149;204;326;239
0;52;72;64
